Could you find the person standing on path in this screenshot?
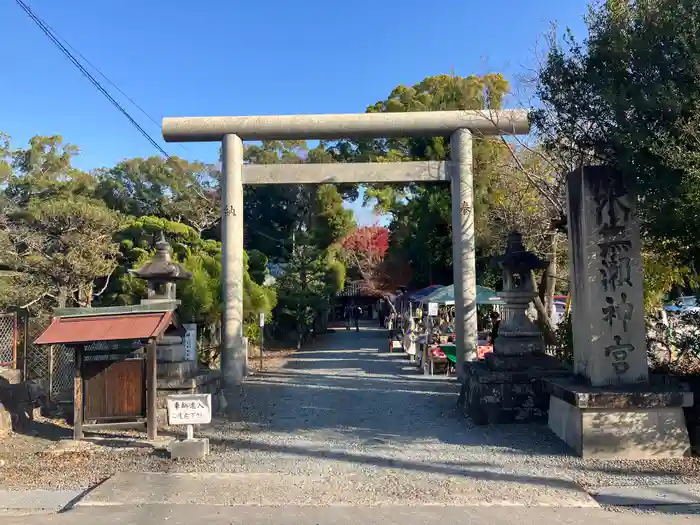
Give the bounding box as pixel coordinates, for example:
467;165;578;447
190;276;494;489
353;305;362;332
387;311;395;338
489;310;501;344
344;305;352;330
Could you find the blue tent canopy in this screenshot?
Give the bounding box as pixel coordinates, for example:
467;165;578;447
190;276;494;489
421;284;505;306
406;285;443;301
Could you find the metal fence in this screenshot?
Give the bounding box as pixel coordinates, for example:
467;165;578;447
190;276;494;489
18;315;74;402
0;313;17;367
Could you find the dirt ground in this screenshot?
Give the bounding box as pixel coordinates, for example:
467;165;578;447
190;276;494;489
0;346;297;489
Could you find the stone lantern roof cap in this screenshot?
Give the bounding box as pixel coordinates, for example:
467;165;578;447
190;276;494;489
494;231;549;271
128;232;193;281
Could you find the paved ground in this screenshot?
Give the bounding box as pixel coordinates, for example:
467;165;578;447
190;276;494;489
2;325;700;511
1;505;699;525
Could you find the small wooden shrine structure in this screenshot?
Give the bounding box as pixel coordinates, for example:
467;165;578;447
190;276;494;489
34;234;192;440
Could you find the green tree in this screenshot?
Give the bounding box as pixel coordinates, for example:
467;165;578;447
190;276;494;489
108;216;276;354
534;0;700;263
2;135;96;204
243;140;357;260
328;74;514;286
310;184;356;250
275;239;343;347
107;216;219;307
95;156;219;234
0;134;123;312
1;196;122;310
247;249;269;286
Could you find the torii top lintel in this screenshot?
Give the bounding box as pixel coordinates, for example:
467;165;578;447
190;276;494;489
161;109;530;143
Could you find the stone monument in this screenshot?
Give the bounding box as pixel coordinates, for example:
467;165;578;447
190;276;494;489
460;232;569;424
130;233;219;424
545;166;693;458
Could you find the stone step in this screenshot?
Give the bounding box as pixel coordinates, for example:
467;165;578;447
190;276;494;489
157;345;187;362
591;484;700;506
75;471;599;508
159;335;184;346
0;489;84;512
157;360;198;380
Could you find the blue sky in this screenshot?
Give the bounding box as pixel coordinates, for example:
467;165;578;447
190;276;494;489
0;0;589;225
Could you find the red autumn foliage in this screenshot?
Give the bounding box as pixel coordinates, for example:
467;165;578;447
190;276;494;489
342;226;389;259
342;226;410;310
342;226;390;284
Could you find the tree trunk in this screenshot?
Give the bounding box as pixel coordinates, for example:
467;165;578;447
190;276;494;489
57;286;69;308
78;282;93;307
544;233;558;321
533;296;557;345
537;271;547;306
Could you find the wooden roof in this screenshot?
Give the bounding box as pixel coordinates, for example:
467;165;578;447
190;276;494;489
34;311;173;346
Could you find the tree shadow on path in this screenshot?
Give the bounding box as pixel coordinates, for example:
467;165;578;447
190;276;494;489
238;327;572;454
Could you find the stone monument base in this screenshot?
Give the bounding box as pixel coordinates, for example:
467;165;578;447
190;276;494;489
169;437;210;459
459;353;570;425
156;370;220;426
545;379;693;459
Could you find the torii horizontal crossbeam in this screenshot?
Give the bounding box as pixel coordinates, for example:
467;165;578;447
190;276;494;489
243;161;449;185
162;110;529;142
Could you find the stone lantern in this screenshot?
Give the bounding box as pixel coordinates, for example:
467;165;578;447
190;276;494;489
459;231;569;425
129;233;192;305
492;232;549;355
129;233;219;424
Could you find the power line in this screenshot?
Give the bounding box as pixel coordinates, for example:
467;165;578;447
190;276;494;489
15;0;170;158
36;15;190;154
41;18;162;130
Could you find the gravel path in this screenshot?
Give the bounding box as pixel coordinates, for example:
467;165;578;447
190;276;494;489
2;325;700;506
195;326;700;504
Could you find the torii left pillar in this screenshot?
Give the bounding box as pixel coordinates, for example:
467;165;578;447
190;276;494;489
451;129;478;371
220;133;245;416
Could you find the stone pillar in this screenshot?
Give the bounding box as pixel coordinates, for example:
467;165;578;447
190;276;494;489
182;323;197;362
544;166;692;459
566;166;647;386
221;134;246;400
450;128;478;377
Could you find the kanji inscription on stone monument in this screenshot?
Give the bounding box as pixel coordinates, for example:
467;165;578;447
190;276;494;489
591;171;632;236
598;240;632;292
566;166;648;386
592;173;639;378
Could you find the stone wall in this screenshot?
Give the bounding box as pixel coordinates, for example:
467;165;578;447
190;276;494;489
0;367;48;436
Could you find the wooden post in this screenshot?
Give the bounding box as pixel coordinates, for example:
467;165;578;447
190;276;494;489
22;312;28;380
48;345;54;402
146;339;157;440
73;345;83;440
11;313;17;370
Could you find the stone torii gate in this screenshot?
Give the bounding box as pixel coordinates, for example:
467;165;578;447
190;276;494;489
162;110;530;404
